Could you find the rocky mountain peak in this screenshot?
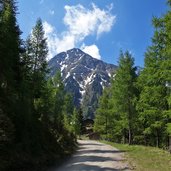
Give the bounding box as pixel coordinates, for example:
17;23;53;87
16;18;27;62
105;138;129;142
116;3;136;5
48;48;117;119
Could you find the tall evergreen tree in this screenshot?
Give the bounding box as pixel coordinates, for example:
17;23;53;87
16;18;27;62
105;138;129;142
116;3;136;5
51;71;65;132
0;0;21;114
63;93;74;131
111;51;138;144
71;108;82;137
94;51;138;144
160;1;171;149
94;88;112;140
0;0;24;146
137;1;171;147
25;18;48;100
0;3;76;169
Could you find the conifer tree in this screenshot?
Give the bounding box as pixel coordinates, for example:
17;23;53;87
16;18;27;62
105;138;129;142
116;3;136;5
25;18;48;100
0;0;21;113
63;93;74;131
137;1;171;147
94;88;112;140
16;18;49;153
0;3;76;169
111;51;138;144
0;0;24;147
71;108;82;137
53;71;65;131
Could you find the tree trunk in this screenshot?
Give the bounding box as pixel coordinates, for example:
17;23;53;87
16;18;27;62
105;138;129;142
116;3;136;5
123;135;126;144
128;100;132;145
105;115;107;140
123;129;126;144
156;130;159;148
128;128;132;145
169;136;171;153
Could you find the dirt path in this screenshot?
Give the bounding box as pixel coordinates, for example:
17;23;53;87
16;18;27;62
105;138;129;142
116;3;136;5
50;140;130;171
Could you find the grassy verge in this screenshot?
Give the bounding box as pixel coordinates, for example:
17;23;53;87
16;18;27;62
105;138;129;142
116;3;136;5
102;141;171;171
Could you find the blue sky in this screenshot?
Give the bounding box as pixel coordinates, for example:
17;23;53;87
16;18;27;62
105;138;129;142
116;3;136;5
17;0;168;66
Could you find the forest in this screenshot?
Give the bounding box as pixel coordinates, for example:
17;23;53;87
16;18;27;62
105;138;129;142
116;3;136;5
1;0;171;170
0;0;82;170
94;0;171;150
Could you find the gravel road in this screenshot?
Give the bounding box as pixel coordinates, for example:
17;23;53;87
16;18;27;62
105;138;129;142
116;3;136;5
50;140;130;171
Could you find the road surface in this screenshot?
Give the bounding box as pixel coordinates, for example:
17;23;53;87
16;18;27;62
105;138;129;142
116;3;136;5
50;140;130;171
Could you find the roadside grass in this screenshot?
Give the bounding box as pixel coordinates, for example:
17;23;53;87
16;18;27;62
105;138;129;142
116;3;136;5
102;141;171;171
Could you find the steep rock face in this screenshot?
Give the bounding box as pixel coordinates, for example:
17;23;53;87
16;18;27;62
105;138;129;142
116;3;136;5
48;48;117;119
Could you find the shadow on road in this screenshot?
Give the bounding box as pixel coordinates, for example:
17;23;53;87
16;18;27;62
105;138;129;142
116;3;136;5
72;155;123;163
51;154;128;171
60;163;130;171
49;141;130;171
78;149;127;154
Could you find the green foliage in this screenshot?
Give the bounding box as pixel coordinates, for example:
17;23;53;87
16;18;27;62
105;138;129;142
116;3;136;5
94;88;112;139
95;51;138;144
136;2;171;147
71;108;83;136
24;18;48;100
95;1;171;151
52;71;65;132
0;2;76;169
63;93;74;131
167;123;171;135
0;0;21;116
112;51;138;144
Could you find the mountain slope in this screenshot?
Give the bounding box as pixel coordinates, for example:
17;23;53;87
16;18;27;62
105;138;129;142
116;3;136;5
48;48;117;119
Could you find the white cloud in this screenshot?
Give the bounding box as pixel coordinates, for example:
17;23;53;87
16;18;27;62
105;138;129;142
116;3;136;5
81;44;101;60
49;10;55;15
64;3;115;38
43;3;116;59
56;34;75;53
43;21;54;34
43;22;59;59
43;22;75;59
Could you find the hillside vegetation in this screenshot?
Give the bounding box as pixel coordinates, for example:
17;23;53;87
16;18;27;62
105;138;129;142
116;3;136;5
0;1;82;170
94;0;171;152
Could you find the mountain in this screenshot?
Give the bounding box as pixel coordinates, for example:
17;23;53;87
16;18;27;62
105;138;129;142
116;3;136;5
48;48;117;119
